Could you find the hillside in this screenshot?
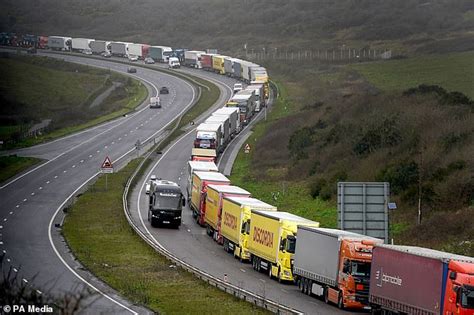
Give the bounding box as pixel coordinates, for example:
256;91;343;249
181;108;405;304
1;0;474;55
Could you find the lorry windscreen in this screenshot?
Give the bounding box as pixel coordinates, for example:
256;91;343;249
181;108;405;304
351;261;370;277
154;192;181;210
286;236;296;254
461;285;474;309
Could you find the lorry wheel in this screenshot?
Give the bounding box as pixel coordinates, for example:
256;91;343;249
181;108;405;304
268;265;273;278
277;268;282;283
337;293;344;309
306;280;312;295
298;279;304;292
324;287;330;304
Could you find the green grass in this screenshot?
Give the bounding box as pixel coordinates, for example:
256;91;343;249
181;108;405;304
0;55;148;149
350;51;474;98
63;160;269;314
0;155;42;183
229;81;336;228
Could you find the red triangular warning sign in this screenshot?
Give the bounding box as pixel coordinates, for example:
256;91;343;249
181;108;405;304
244;144;251;150
101;156;113;168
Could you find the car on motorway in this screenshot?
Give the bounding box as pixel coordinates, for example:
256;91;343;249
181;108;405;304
144;57;155;64
128;54;139;62
160;86;169;94
127;67;137;73
101;51;112;58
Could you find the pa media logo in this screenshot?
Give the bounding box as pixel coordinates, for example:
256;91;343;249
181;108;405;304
2;305;12;313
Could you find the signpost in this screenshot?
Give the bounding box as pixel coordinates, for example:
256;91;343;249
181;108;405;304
244;143;251;154
101;156;114;190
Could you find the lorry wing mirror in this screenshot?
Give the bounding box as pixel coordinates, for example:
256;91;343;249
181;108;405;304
182;196;186;206
449;271;457;280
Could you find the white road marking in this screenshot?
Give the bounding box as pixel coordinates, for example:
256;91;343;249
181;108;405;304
260;279;266;283
0;241;3;245
72;165;76;168
16;205;19;208
111;142;115;145
23;279;28;283
80;160;84;163
97;150;100;153
46;181;50;184
6;258;10;262
240;269;246;273
3;219;7;222
104;146;108;149
2;249;6;253
54;176;58;179
9;212;12;215
48;171;138;315
0;226;2;229
23;198;27;202
39;187;43;190
31;192;35;196
118;138;122;141
36;290;42;295
14;268;18;273
63;170;67;173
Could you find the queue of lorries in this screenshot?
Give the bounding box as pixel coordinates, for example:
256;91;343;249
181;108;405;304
3;32;473;314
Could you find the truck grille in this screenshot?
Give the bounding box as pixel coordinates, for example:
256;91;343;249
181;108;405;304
354;277;370;304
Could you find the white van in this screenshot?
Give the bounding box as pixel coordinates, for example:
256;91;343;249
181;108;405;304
168;57;180;69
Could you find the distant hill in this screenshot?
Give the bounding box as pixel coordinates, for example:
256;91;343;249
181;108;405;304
1;0;474;54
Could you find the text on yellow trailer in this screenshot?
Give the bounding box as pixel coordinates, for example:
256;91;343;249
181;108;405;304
205;185;251;242
248;210;319;282
211;55;226;75
220;197;277;261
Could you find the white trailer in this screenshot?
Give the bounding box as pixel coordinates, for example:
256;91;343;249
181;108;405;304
48;36;72;51
71;38;94;52
205;115;230;148
240;60;259;83
212;107;240;136
184;50;205;68
195;123;223;154
90;40;111;54
246;84;265;112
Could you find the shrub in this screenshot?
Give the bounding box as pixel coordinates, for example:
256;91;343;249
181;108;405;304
288;126;315;159
309;178;327;199
377;160;419;194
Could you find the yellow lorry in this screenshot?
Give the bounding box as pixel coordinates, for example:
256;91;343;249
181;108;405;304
220;196;276;261
212;55;226;75
190;171;230;225
248;210;319;282
204;185;251;242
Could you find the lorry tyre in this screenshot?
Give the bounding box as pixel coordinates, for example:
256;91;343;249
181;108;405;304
324;287;330;304
306;280;312;295
268;264;273;278
277;267;282;283
298;278;304;292
337;293;344;310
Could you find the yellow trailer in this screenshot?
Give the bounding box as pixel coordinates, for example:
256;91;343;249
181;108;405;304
212;55;226;75
205;185;251;241
248;210;319;282
220;197;276;261
190;171;230;225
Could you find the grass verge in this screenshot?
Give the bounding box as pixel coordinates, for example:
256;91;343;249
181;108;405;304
229;82;336;227
0;155;42;184
62;160;269;314
350;51;474;98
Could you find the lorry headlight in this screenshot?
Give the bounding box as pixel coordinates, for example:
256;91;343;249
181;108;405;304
284;271;290;276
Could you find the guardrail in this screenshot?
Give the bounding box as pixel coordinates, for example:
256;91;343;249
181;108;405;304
121;82;303;315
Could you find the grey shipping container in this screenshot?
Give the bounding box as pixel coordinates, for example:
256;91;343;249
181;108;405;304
48;36;71;50
205;115;230;148
232;60;242;79
212;107;240;136
110;42;128;56
223;58;234;76
90;40;110;54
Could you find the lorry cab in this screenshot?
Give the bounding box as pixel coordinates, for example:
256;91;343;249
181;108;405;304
444;260;474;314
148;180;185;228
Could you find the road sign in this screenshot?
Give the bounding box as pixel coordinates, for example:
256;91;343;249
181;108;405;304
338;182;390;243
244;143;251;154
135;139;142;150
101;156;114;173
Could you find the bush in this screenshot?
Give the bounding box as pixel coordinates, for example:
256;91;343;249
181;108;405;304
353;116;402;155
288;126;315;159
309;178;327;199
377;160;419;194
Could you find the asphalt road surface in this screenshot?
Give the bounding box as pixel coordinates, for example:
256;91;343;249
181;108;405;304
128;73;360;314
0;51;216;314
